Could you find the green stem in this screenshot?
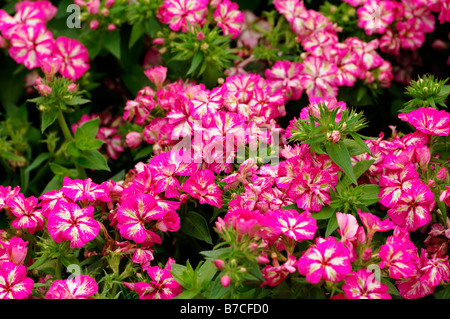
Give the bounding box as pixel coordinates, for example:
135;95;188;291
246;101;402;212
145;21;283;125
55;257;62;280
56;109;87;179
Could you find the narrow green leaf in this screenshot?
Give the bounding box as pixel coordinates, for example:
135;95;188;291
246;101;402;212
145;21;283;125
129;23;145;48
25;152;50;173
325;212;338;237
181;211;213;244
197;260;218;290
41;108;59;133
325;141;357;185
65;96;91;106
311;205;336;220
187;51;204;75
75;150;110;171
103;31;121;60
341;159;375;188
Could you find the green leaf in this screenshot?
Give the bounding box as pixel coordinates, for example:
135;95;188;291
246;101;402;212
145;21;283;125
103;31;121;60
49;162;77;178
174;289;202;299
349;133;373;156
341;159;375;188
41;108;59;133
200;247;231;260
359;184;381;205
197;260;218;290
325;141;357;185
325;212;338;237
66;141;81;157
311;205;336;220
65;96;91;106
42;175;64;194
168;263;187;287
1;151;26;162
181;211;213;244
25;152;50;173
129;23;146;48
74;150;110;171
74;118;104;151
187;51;204;75
380;277;401;297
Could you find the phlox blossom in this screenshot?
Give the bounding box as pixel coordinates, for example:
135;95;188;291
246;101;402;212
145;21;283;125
46;275;98;299
53;36;90;81
61;176;110;203
0;262;34;299
182;169;223;208
297;236;352;284
267;209;317;242
213;0;244;39
399;107;450;136
8;193;44;234
47;202;100;249
342;269;391;299
116;194;165;244
158;0;208;32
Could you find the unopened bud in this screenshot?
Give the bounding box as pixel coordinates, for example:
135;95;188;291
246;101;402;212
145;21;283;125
220;275;231;288
214;259;225;270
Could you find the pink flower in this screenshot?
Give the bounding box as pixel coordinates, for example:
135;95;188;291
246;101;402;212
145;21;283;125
47;202;100;249
358;210;395;243
0;237;28;266
379;235;417;279
125;131;143;150
342;269;391;299
336;212;358;243
8;24;54;69
268;209;317;242
0;3;47;39
261;255;297;287
264;60;303;102
158;0;208;32
387;182;435;232
288;166;333;212
8;193;44;234
116;194;165;244
144;66;167;89
0;262;34;299
46;275;98;299
399;107;450;136
357;0;395;35
149;150;198;199
0;185;20;210
126;265;182;299
53;36;89;81
213;0;244;39
297;236;352;284
182;169;223;208
61;176;111;203
299;55;338;100
39;55;63;78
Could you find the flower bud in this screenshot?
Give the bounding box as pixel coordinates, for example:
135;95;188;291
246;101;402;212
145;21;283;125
220;275;231;287
356;226;367;244
90;20;99;30
105;0;115;7
152;38;165;45
196;32;205;41
107;23;116;32
361;247;372;261
214;259;225;270
431;39;446;50
437;167;448;181
67;83;78;93
40;56;63;79
7;237;28;265
125;131;143;149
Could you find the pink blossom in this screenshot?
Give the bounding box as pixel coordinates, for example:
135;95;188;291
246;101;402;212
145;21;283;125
399;107;450;136
39;55;63;78
387;182;435;232
158;0;208;32
299;55;338;100
8;193;44;234
0;237;28;266
264;60;303;102
46;275;98;299
15;1;57;22
358;210;395;243
182;169;223;208
297;236;352;284
342;269;391;299
268;209;317;242
336;212;358;243
53;36;90;81
357;0;395;35
213;0;244;39
0;262;34;299
8;24;54;69
288;166;333;212
379;235;417;279
149;149;198;198
61;176;111;203
47;202;100;249
116;194;165;244
0;3;47;40
125;131;143;150
144;66;167;89
126;265;182;299
261;255;297;287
